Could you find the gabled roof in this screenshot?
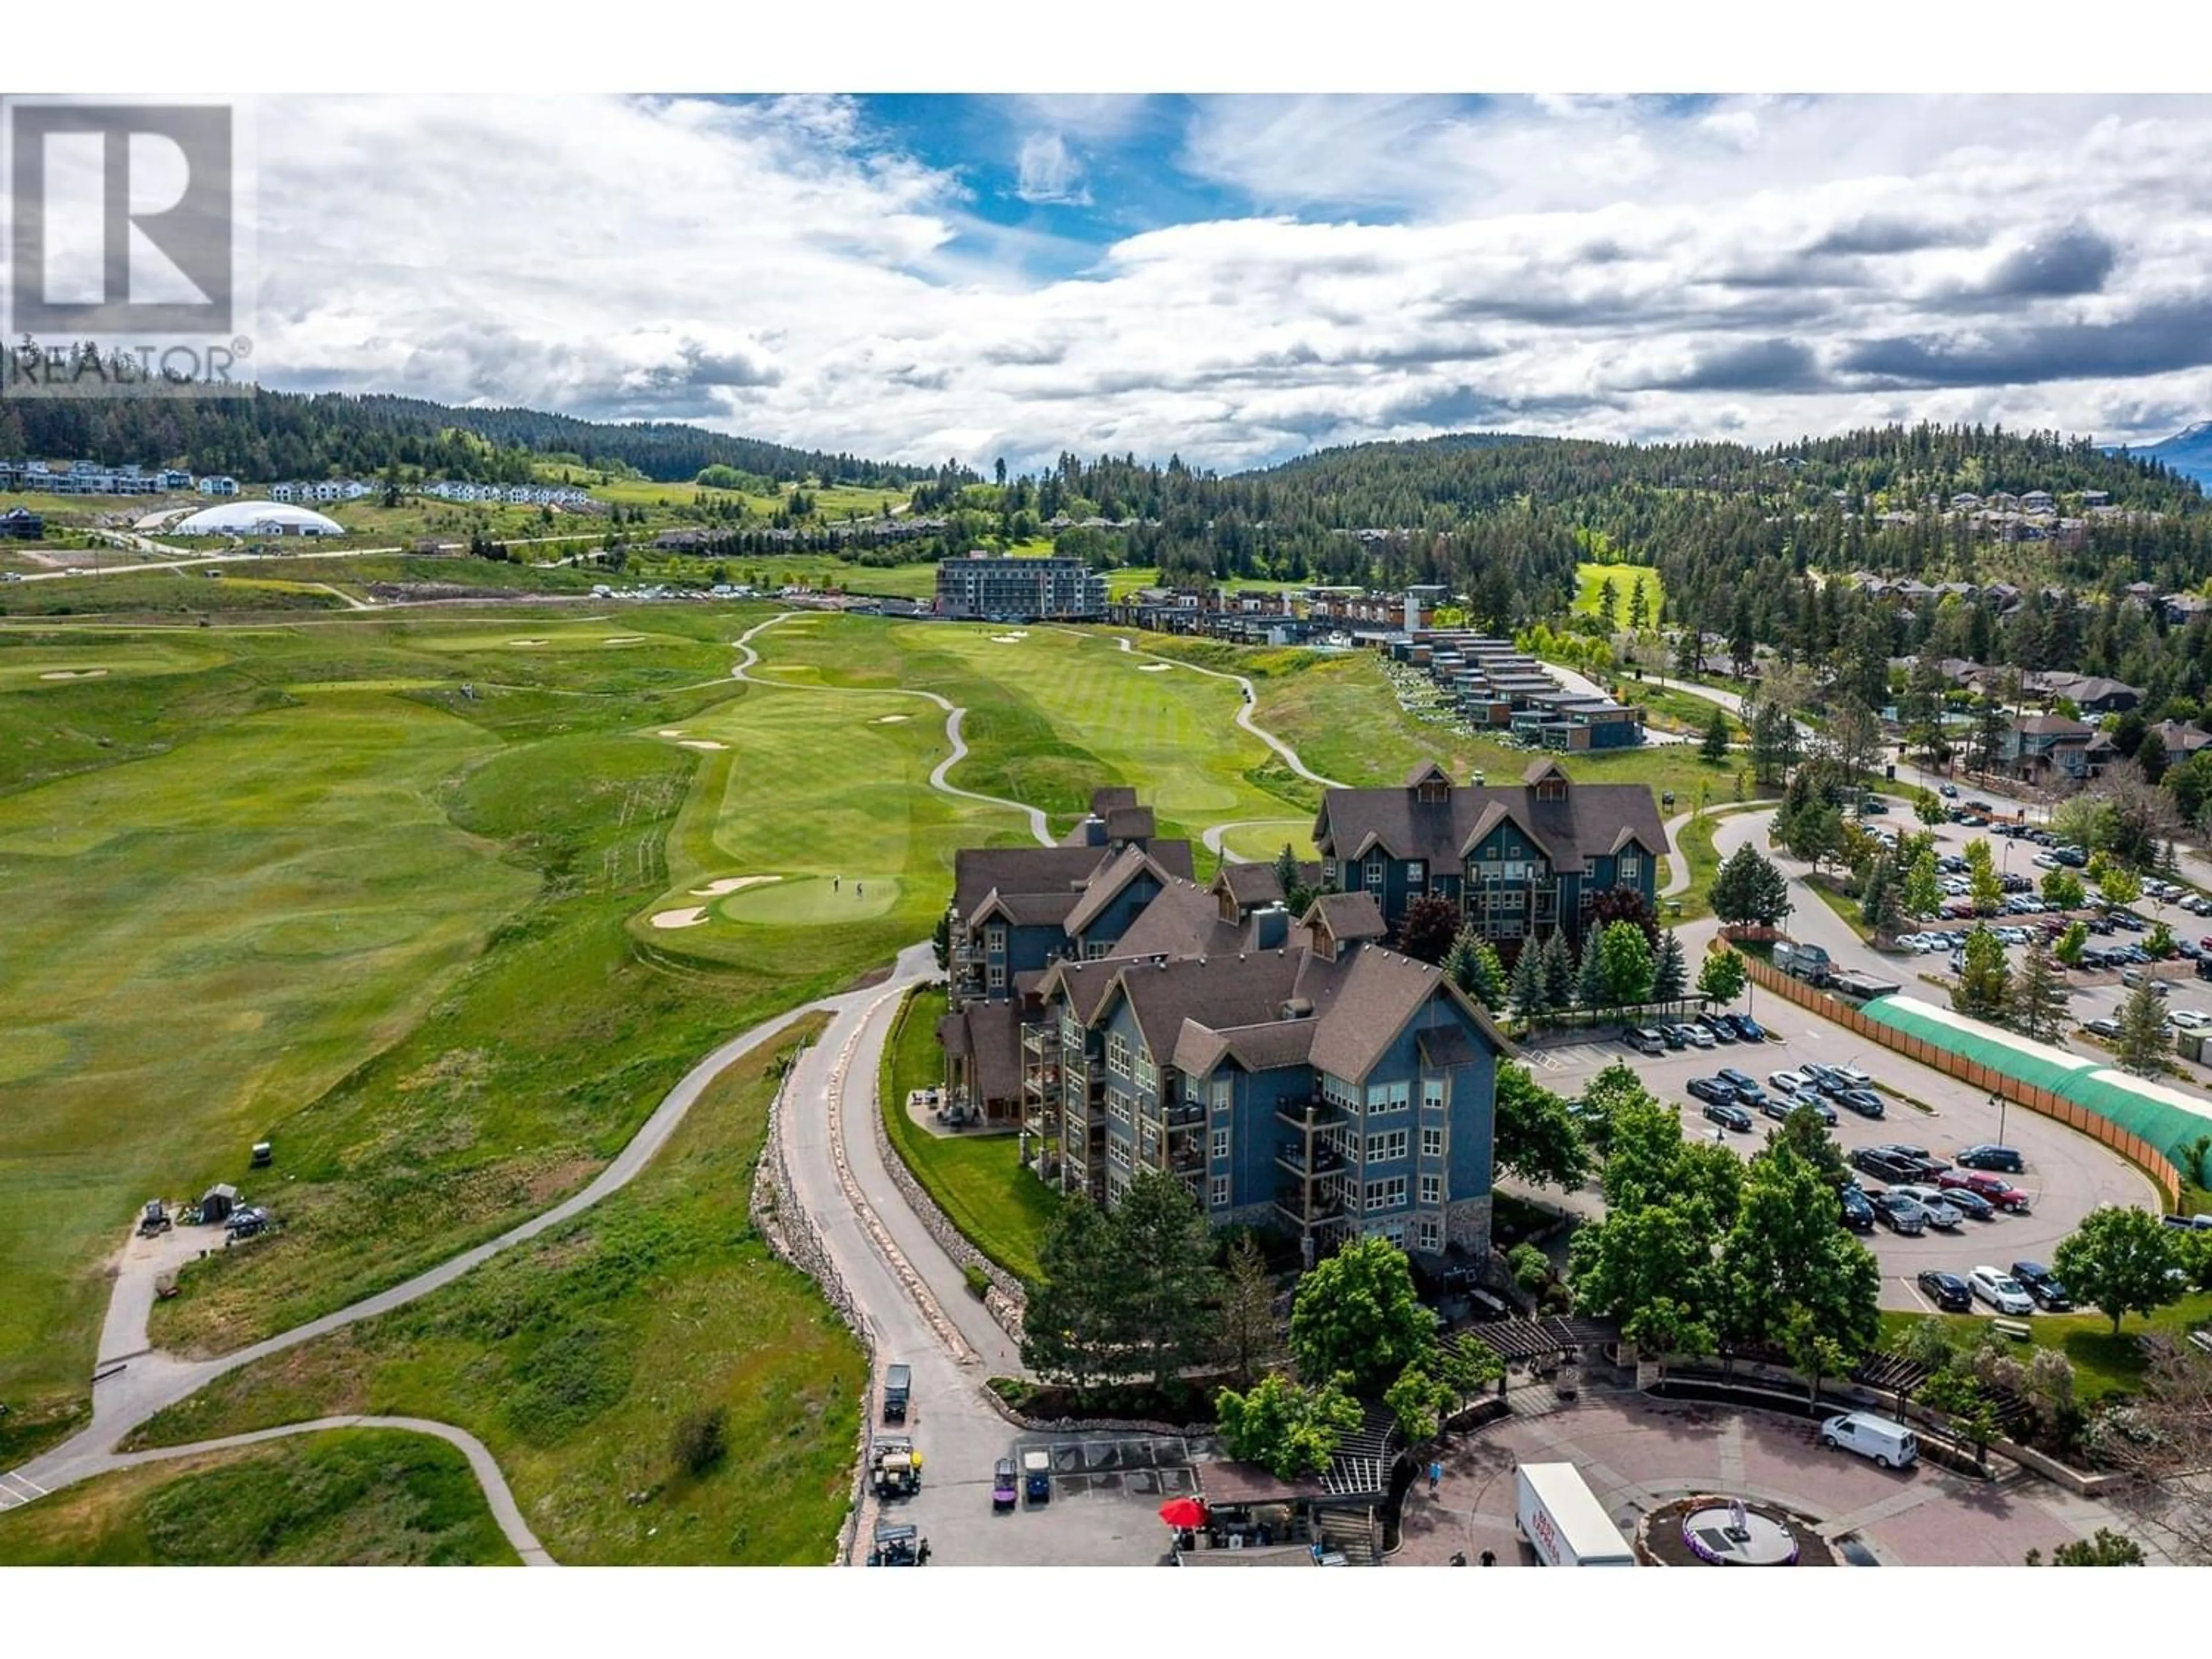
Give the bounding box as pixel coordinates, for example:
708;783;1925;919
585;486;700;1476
1089;786;1138;815
1102;805;1156;842
1305;891;1388;942
952;845;1114;921
969;888;1082;929
1314;772;1667;877
1112;878;1247;960
1062;843;1173;939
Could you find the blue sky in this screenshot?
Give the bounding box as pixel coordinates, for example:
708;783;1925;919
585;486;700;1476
243;93;2212;472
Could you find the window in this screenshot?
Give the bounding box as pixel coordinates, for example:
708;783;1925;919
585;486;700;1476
987;963;1006;990
1134;1047;1157;1093
1061;1010;1083;1044
986;925;1007;953
1415;1218;1443;1252
1365;1080;1410;1114
1421;1126;1445;1158
1364;1175;1407;1213
1107;1033;1131;1078
1209;1176;1230;1209
1211;1077;1232;1111
1365;855;1385;890
1377;1219;1407;1247
1422;1078;1445;1112
1368;1128;1408;1164
1107;1139;1131;1171
1419;1173;1443;1206
1407;859;1426;887
1083;938;1111;960
1620;853;1642;884
1211;1128;1231;1162
1107;1093;1132;1127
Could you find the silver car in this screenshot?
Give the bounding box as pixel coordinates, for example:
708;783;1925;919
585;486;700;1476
1892;1185;1964;1230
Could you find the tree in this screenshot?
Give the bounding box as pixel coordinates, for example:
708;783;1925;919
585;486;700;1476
1921;1366;2002;1469
1509;941;1547;1024
1697;946;1748;1007
2097;859;2143;910
2041;868;2086;911
1650;929;1688;1004
1272;842;1307;914
1492;1064;1593;1191
2149;921;2177;960
2053;1205;2183;1335
1385;1361;1461;1446
1213;1372;1365;1480
1721;1137;1881;1362
2048;1529;2147;1566
1103;1171;1224;1389
1597;575;1619;630
1627;577;1651;633
931;908;952;971
2116;979;2173;1076
1860;854;1906;942
1952;924;2013;1021
1570;1204;1721;1358
1395;892;1460;965
1441;928;1505;1009
1021;1200;1124;1395
671;1406;728;1474
2087;1341;2212;1561
1964;836;2004;915
2054;921;2089;967
1902;849;1944;921
1748;699;1800;786
1700;705;1732;763
1767;1101;1849;1188
1215;1233;1282;1389
2011;944;2070;1042
1288;1235;1434;1392
1539;929;1576;1012
1711;844;1792;929
1596;919;1656;1009
1574;934;1608;1011
1914;787;1948;828
1781;802;1846;874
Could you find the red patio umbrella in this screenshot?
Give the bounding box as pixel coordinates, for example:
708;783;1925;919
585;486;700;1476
1158;1497;1209;1530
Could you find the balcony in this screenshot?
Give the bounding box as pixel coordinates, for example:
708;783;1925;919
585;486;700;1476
1275;1141;1347;1177
1022;1025;1050;1056
1271;1097;1339;1135
1273;1184;1347;1231
1149;1101;1205;1131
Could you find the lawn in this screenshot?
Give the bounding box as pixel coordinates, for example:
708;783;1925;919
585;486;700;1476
0;1429;520;1566
878;986;1060;1285
1878;1291;2212;1403
1574;561;1665;627
128;1021;863;1565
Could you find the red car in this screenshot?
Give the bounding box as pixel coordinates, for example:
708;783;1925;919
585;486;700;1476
1938;1169;2031;1213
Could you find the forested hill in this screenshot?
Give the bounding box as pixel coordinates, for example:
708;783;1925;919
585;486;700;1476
0;391;926;487
926;424;2212;638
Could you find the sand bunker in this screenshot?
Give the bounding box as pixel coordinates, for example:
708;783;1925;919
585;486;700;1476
871;714;910;724
990;632;1031;643
691;875;782;897
677;739;728;751
39;668;109;680
657;729;685;737
506;638;548;646
650;906;708;930
1137;662;1171;672
603;635;646;645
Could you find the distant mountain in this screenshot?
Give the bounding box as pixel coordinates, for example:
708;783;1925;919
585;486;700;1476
2114;422;2212;487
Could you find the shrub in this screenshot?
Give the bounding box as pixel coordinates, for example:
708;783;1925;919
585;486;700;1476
963;1262;992;1300
671;1406;728;1475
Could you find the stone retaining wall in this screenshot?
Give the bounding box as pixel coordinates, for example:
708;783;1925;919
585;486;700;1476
874;987;1029;1345
749;1051;875;1567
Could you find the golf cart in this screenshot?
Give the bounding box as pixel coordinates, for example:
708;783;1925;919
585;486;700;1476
871;1437;921;1499
866;1522;926;1567
1022;1448;1051;1506
138;1200;172;1237
992;1458;1018;1513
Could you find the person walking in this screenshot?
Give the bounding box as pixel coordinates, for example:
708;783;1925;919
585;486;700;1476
1428;1459;1443;1497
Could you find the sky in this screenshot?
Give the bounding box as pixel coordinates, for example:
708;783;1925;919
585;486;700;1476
240;93;2212;474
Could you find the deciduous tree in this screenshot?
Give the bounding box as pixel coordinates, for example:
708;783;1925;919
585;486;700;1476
1214;1372;1365;1480
2054;1206;2183;1335
1493;1064;1592;1191
1289;1235;1434;1392
1697;946;1748;1006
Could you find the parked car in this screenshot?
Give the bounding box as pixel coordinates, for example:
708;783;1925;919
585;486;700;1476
2010;1260;2073;1311
2085;1017;2122;1039
1954;1145;2024;1173
1939;1169;2031;1212
1696;1013;1740;1046
1968;1266;2035;1315
1868;1191;1929;1234
1852;1146;1921;1183
1685;1076;1738;1106
1839;1186;1876;1233
1938;783;1960;798
1627;1027;1668;1056
1680;1023;1715;1050
1702;1099;1755;1134
2170;1009;2210;1031
1916;1270;1972;1312
993;1459;1018;1513
1891;1187;1962;1229
1917;1183;1992;1221
1879;1144;1950;1177
1836;1088;1887;1119
1821;1410;1920;1469
1725;1012;1768;1043
1768;1069;1811;1095
1716;1067;1767;1106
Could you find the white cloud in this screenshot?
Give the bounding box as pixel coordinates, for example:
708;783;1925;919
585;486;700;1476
243;93;2212;471
1013;131;1089;204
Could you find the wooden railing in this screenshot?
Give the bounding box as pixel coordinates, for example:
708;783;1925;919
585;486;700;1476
1737;951;2181;1209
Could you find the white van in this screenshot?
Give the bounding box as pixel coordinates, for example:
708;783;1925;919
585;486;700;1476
1819;1411;1918;1470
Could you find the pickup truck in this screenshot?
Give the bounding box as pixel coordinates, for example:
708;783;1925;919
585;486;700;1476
884;1363;912;1423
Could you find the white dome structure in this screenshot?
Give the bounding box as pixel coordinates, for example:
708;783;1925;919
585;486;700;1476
173;501;344;537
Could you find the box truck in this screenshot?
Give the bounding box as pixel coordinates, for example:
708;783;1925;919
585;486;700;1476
1514;1461;1636;1567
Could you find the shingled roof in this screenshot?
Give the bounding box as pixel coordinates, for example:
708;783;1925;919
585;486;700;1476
950;838;1194;922
1061;844;1175;939
1312;768;1667;875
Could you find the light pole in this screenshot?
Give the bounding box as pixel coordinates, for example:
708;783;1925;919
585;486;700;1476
1988;1091;2009;1150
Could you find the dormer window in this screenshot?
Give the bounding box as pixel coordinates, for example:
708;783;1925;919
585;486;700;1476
1365;855;1385;889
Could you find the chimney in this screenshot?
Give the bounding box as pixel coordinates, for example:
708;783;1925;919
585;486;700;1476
1404;591;1418;634
1250;903;1289;952
1278;995;1315;1021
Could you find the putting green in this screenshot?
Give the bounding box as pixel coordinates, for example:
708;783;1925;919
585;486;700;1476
719;874;902;925
1219;819;1321;862
0;638;233;689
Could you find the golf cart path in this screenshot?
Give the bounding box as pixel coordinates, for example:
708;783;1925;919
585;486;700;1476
1660;810;1698;899
98;1415;554;1565
1084;629;1347;789
732;612;1055;846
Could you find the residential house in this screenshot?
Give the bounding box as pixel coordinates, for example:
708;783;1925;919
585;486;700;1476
1310;759;1668;952
2001;713;2098;784
196;475;238;496
2152;719;2212;759
0;506;44;539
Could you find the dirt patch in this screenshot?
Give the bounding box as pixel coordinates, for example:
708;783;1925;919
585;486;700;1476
843;963;895;993
650;906;708;929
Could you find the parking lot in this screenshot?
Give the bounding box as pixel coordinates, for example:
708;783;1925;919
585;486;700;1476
1535;994;2161;1315
873;1429;1202;1566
